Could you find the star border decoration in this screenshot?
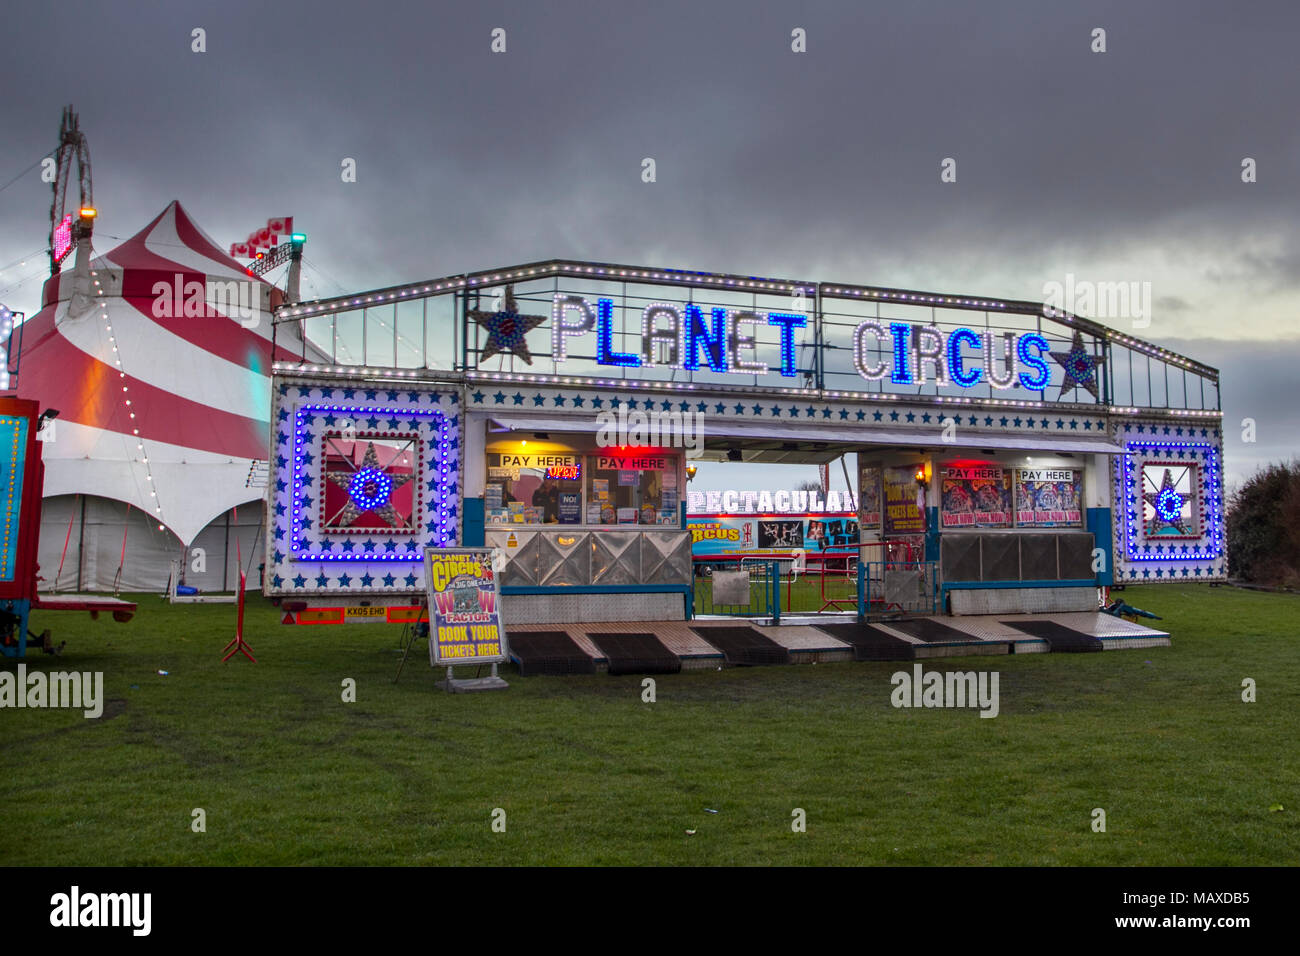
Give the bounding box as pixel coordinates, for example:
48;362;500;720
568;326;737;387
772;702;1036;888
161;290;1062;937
1142;466;1192;536
1050;330;1106;401
324;439;415;530
469;284;546;366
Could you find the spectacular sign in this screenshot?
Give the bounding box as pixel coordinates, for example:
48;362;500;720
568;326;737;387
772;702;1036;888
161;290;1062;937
549;294;1052;390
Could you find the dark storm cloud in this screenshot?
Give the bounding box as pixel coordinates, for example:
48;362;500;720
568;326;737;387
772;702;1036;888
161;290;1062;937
1;0;1296;452
1156;295;1192;313
3;0;1297;287
1162;338;1300;488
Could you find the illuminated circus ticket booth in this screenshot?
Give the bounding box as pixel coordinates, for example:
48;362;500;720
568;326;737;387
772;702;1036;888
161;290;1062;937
264;260;1224;624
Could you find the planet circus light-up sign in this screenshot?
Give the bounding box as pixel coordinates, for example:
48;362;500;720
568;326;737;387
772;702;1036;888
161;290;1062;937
547;294;1057;390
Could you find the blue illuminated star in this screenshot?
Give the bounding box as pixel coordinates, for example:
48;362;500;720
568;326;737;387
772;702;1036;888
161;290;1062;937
326;442;413;529
470;285;546;365
1144;467;1191;535
1051;330;1106;401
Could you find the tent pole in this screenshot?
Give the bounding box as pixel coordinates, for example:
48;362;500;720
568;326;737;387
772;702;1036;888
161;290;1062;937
55;495;78;592
245;507;265;585
112;502;131;595
222;509;231;592
233;503;243;592
839;454;854;505
76;495;86;592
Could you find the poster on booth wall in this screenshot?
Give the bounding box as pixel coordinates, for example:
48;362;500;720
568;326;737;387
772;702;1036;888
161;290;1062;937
858;465;882;528
941;465;1011;528
1015;469;1083;527
425;548;508;666
558;491;581;524
883;466;925;535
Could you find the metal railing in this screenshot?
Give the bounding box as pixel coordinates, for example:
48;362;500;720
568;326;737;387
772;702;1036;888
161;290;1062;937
693;560;780;621
859;559;941;619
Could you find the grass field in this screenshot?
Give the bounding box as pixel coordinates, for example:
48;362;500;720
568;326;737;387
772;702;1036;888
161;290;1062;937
2;583;1297;866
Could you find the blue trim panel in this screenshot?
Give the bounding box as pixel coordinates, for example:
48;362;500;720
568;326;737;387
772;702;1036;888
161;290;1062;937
463;497;485;547
1086;506;1113;585
924;506;940;561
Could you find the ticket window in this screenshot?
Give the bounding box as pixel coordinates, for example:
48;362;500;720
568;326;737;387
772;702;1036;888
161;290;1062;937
484;449;583;526
585;453;680;526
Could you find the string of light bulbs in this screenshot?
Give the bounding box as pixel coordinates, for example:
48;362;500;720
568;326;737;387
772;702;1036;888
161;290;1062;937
91;262;168;533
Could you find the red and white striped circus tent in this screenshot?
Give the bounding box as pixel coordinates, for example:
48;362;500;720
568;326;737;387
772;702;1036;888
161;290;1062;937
12;200;324;592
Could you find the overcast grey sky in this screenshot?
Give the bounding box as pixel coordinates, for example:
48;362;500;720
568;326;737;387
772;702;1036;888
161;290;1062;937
2;0;1296;491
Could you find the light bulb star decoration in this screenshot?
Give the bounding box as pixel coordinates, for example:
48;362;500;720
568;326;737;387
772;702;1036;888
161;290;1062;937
1143;467;1192;536
325;440;414;529
470;284;546;366
1051;330;1106;401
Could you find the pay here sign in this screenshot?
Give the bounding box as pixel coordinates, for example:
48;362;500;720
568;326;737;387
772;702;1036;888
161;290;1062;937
424;548;509;666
